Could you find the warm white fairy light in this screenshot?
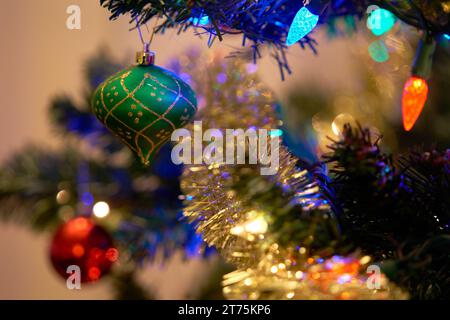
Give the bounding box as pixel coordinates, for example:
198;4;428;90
244;215;268;234
93;201;110;218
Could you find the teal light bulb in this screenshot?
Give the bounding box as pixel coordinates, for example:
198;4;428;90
367;8;396;36
286;7;319;46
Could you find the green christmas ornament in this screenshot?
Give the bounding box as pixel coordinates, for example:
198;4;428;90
92;48;197;165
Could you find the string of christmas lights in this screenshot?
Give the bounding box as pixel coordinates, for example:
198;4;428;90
100;1;449;129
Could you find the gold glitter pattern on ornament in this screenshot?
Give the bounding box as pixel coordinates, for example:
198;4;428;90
94;66;197;165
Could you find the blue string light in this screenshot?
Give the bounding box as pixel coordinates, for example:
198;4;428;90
189;14;210;26
270;129;283;137
286;7;319;46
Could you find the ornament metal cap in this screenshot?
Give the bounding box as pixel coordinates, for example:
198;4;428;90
136;43;155;66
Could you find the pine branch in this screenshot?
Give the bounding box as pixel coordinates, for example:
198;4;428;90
99;1;449;78
323;124;450;299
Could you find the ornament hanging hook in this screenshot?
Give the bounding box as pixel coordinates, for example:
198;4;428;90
135;16;156;65
148;16;160;48
135;16;160;51
135;16;146;46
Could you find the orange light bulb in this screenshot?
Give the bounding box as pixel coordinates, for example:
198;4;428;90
402;76;429;131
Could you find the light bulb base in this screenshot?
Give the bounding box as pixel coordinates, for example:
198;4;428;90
411;34;436;80
307;0;330;16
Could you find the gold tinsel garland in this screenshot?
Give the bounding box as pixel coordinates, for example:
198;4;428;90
176;50;408;300
179;51;330;266
223;247;408;300
181;147;331;266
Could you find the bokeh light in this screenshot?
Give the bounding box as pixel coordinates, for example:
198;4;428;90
93;201;110;218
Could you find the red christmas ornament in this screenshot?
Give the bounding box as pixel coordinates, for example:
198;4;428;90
50;217;118;283
402;76;429;132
